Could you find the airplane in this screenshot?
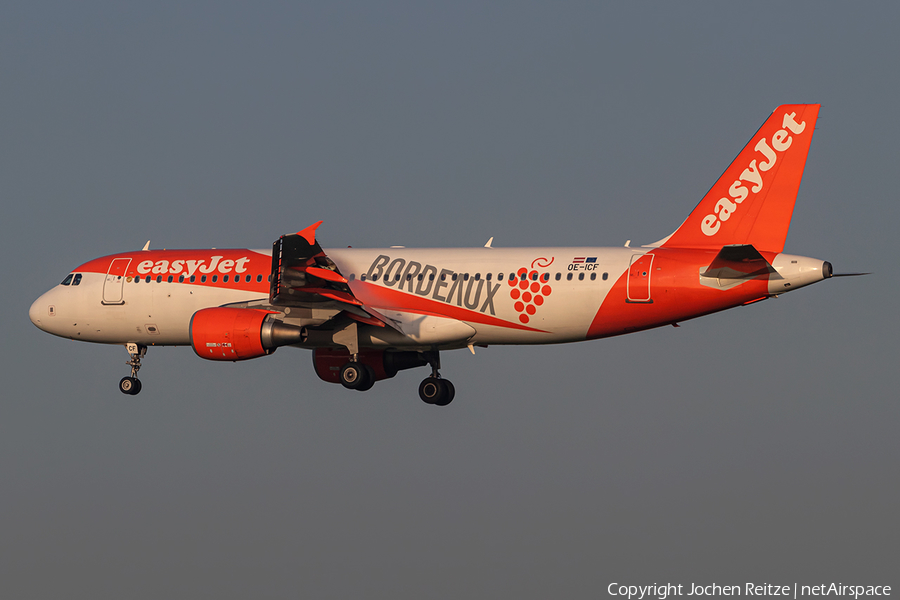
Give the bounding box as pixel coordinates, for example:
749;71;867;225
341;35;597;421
29;104;848;406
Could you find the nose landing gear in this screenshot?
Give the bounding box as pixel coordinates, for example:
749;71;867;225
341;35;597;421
119;343;146;395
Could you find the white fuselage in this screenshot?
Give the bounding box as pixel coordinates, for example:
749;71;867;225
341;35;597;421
29;245;828;350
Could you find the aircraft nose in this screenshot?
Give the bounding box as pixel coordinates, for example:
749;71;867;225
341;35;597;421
29;293;49;330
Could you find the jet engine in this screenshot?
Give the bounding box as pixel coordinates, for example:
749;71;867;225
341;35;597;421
190;307;305;361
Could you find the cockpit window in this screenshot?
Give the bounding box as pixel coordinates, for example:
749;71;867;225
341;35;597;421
61;274;74;286
72;274;82;286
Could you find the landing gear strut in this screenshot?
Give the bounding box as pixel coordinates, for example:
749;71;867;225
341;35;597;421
418;351;454;406
336;322;376;392
120;343;146;395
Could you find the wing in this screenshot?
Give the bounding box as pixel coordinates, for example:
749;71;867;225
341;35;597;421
269;221;395;329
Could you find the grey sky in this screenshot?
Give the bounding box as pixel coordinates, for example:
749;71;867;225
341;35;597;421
2;2;897;598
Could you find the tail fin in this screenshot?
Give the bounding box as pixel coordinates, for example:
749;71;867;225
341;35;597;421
657;104;820;253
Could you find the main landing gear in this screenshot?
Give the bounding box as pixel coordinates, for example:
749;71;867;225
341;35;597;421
119;343;146;395
336;349;455;406
339;359;375;392
418;352;454;407
418;377;454;407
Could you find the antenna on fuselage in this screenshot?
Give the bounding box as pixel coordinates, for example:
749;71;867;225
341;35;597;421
484;237;494;248
142;241;150;251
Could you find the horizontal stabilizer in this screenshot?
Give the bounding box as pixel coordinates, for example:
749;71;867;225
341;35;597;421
702;244;775;280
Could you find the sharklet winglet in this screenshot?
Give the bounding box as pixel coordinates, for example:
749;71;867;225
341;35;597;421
296;221;323;246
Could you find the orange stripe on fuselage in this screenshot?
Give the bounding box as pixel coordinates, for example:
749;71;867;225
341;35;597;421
350;280;549;333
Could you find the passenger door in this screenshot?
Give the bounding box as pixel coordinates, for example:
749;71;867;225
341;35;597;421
626;254;653;303
102;258;131;305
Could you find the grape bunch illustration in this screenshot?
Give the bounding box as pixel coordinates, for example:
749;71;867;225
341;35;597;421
508;266;552;324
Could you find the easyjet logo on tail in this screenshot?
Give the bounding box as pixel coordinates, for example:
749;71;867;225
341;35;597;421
701;112;807;237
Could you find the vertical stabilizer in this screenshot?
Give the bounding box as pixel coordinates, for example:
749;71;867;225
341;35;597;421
658;104;820;253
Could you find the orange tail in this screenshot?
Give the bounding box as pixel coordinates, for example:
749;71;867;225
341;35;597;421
658;104;820;253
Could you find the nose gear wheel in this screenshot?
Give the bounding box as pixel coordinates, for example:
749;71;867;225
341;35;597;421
120;343;147;395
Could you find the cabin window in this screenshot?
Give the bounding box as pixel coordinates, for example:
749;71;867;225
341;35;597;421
567;273;573;281
578;273;584;281
555;273;561;281
603;272;608;280
590;273;596;281
245;275;251;283
417;274;423;281
268;275;272;282
486;273;492;281
61;274;73;286
541;273;549;282
257;274;263;282
223;275;229;283
360;274;367;281
211;275;217;282
201;275;207;283
156;276;162;283
72;274;82;286
451;274;458;281
167;275;174;283
429;274;435;281
189;275;196;283
520;273;527;281
406;274;412;281
463;273;469;281
372;274;378;281
145;276;151;283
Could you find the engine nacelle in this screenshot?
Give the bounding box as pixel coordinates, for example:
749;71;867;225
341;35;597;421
312;348;427;384
190;307;305;361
